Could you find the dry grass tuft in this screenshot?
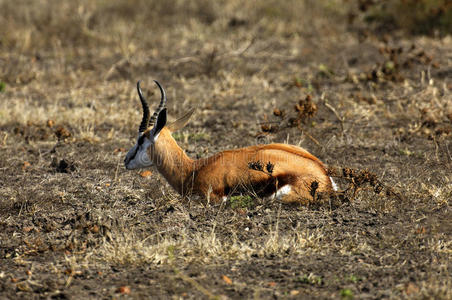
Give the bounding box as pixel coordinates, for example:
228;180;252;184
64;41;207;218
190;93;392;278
98;225;330;266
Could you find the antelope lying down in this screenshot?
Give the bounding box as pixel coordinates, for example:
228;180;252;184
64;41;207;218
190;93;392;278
125;81;336;203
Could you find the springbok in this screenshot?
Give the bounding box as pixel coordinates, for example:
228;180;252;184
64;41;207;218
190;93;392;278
124;81;336;203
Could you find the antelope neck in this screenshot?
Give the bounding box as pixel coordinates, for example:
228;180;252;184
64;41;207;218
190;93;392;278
150;129;195;194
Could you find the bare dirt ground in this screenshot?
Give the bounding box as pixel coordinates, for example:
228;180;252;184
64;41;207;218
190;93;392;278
0;1;451;299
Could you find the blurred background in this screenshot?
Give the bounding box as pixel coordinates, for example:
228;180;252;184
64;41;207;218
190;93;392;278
1;0;451;142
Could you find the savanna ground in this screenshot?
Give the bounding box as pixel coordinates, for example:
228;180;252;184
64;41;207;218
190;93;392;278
0;1;451;299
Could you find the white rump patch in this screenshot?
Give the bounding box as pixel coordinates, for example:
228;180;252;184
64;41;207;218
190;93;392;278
330;177;338;191
271;185;292;200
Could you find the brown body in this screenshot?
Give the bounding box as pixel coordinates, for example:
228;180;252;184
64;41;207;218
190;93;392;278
150;128;333;203
125;81;333;204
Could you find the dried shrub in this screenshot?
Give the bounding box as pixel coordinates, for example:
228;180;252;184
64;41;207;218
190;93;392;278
261;95;318;134
355;44;439;84
294;95;318;124
327;166;404;201
358;0;452;35
248;160;274;176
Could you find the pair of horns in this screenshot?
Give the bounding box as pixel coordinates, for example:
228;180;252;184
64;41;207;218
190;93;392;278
137;80;167;133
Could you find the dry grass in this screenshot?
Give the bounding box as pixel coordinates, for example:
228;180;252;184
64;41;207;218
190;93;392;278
99;223;330;265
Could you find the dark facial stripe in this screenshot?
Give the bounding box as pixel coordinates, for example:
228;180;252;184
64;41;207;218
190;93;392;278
138;135;145;145
128;146;139;162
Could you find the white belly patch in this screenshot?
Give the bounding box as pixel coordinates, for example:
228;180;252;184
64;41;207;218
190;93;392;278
269;185;292;200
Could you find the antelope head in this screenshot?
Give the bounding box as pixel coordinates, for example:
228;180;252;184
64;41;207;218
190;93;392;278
124;80;167;170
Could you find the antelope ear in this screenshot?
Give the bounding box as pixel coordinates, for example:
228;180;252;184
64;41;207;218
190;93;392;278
152;108;167;139
167;108;195;132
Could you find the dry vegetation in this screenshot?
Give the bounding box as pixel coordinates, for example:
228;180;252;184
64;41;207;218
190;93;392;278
0;0;451;299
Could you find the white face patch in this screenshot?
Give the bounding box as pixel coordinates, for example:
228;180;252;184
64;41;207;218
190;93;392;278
124;135;153;170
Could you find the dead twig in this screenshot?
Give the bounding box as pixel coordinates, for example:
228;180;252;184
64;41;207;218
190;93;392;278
324;101;344;136
301;129;321;147
327;166;406;202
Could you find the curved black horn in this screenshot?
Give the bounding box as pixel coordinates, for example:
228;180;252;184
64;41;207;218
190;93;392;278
137;80;150;133
148;80;167;127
